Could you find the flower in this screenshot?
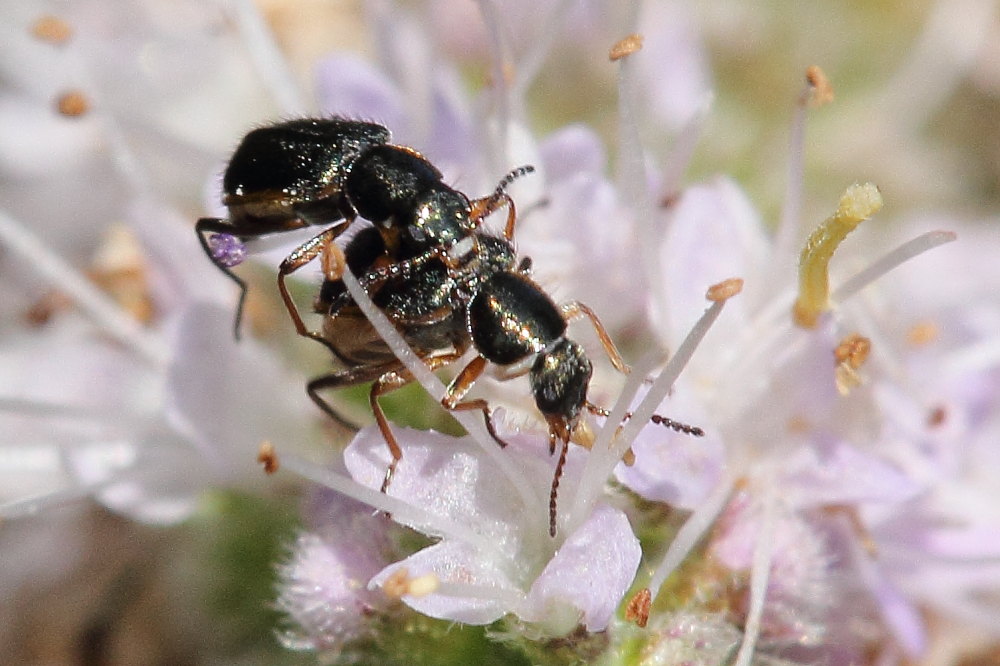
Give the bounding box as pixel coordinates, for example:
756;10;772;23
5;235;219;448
0;3;321;660
4;1;999;664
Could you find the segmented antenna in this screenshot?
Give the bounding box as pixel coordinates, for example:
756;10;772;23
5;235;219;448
588;403;704;437
482;165;535;210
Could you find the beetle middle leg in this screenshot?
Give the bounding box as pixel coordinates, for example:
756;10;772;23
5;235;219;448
441;355;509;449
277;222;351;344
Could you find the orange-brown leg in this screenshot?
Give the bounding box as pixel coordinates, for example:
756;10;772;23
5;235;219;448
441;355;508;449
369;352;467;492
368;370;410;493
469;165;534;240
277;224;350;341
561;301;630;374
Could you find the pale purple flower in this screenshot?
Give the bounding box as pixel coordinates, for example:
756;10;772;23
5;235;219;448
276;486;395;651
607;88;999;664
4;1;997;663
281;421;641;638
0;1;315;523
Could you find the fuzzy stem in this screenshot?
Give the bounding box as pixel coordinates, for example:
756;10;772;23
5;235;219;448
734;489;776;666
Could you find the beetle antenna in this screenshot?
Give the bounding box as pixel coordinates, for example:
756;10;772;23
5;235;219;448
495;165;535;195
550;435;569;537
587;403;704;437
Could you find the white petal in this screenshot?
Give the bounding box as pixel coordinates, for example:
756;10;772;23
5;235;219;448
345;427;547;549
370;540;518;625
519;504;641;632
164;302;314;478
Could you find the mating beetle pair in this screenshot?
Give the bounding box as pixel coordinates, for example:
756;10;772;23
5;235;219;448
198;118;702;535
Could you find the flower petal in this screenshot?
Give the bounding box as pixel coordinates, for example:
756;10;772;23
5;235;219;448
520;503;641;633
370;540;518;625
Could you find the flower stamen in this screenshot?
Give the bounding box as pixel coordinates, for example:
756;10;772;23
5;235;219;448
609;33;643;61
56;91;89;117
567;284;737;534
774;66;835;271
907;321;939;346
0;210;168;367
257;441;279;474
793;183;883;328
831;230;955;303
648;476;734;600
31;15;73;44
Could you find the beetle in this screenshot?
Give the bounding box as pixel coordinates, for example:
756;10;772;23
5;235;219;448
310;214;702;536
196;117;524;337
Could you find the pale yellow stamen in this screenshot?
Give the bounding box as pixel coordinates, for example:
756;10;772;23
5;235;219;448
793;183;883;328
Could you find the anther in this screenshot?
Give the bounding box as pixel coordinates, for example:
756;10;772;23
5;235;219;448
56;91;89;117
833;333;871;395
31;15;72;44
625;588;652;627
803;65;834;108
383;568;440;599
257;441;279;474
609;33;644;61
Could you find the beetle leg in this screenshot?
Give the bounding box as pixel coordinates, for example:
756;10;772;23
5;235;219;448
469;165;534;240
196;217;249;339
441;355;508;449
277;223;350;345
560;301;630;375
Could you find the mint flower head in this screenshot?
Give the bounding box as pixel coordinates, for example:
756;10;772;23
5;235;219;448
270;4;1000;663
3;1;999;664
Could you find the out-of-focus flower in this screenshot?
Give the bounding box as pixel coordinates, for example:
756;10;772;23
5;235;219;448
0;8;313;521
0;2;318;661
608;80;999;664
